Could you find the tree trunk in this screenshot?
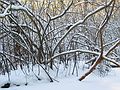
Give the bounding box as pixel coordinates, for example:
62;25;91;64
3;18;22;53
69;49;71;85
79;55;103;81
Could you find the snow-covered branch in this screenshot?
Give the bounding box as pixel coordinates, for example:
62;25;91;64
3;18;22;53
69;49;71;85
51;0;73;20
103;56;120;67
0;5;11;18
103;39;120;48
105;40;120;56
0;4;32;18
47;49;100;64
52;0;114;54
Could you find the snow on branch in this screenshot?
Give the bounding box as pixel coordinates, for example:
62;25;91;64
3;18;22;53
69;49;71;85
0;0;9;5
10;5;32;16
52;0;114;54
51;0;73;20
0;13;10;18
103;56;120;67
47;49;100;64
0;4;32;18
103;39;120;48
105;40;120;56
0;5;10;18
72;0;114;27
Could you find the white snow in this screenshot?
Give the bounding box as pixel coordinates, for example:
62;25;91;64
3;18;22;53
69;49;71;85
0;5;32;18
0;66;120;90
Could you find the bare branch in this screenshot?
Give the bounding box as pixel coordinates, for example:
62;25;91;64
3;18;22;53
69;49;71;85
105;40;120;56
47;49;100;64
52;0;114;54
51;0;73;20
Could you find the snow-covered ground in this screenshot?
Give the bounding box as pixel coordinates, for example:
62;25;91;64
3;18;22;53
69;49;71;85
0;66;120;90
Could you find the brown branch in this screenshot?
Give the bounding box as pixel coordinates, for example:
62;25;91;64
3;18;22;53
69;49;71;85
79;0;115;81
52;0;114;55
79;54;103;81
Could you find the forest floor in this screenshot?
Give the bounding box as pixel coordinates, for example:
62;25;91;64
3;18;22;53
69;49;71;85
0;66;120;90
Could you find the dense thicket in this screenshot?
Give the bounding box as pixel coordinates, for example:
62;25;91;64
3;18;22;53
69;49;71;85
0;0;120;82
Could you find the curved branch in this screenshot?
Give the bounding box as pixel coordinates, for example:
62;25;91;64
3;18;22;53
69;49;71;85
51;0;73;20
52;0;114;54
47;49;100;64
